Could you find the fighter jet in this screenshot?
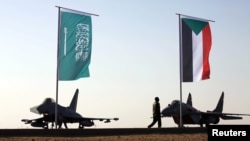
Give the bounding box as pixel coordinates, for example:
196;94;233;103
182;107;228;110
21;89;119;129
161;91;250;127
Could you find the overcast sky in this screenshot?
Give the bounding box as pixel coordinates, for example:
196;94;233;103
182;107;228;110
0;0;250;129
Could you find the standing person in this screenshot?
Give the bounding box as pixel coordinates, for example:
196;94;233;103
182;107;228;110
148;97;162;128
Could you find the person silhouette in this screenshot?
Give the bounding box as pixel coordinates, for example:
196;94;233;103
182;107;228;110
148;97;162;128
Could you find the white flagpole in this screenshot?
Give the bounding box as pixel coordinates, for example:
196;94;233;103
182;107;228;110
55;6;61;129
176;13;183;128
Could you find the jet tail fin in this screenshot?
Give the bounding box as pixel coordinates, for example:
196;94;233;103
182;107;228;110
186;93;192;106
68;89;79;112
212;91;224;113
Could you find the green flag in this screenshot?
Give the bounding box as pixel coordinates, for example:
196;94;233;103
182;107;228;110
59;10;92;80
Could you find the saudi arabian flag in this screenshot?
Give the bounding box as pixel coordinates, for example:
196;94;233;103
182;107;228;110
59;10;92;80
181;17;212;82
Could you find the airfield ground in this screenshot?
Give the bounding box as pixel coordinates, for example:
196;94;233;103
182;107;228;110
0;134;207;141
0;128;208;141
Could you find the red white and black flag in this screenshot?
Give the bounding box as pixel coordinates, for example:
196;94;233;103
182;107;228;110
181;17;212;82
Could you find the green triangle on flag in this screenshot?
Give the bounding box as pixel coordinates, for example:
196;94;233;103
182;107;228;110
182;18;208;35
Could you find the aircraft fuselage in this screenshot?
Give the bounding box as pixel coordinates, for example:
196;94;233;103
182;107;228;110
161;100;220;127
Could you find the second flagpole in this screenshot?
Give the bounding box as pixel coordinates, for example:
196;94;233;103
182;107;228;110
55;6;61;129
177;13;183;128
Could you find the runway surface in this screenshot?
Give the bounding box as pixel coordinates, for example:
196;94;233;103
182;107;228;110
0;127;207;137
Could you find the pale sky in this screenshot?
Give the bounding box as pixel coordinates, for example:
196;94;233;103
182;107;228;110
0;0;250;129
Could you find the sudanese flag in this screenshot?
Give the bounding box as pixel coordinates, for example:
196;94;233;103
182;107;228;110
181;17;212;82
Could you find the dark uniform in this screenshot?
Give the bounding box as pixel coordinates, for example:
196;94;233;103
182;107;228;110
148;97;162;128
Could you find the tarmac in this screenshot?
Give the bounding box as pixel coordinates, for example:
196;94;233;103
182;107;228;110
0;127;207;137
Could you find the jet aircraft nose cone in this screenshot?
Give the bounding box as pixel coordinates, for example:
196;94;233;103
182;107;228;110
161;102;179;117
30;98;55;114
162;107;172;116
30;105;40;114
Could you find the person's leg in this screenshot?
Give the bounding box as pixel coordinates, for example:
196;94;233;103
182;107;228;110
148;117;157;128
157;117;162;128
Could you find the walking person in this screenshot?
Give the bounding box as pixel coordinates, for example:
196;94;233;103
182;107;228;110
148;97;162;128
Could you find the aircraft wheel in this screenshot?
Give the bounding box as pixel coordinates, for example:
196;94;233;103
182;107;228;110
79;124;84;129
43;125;48;129
205;123;209;127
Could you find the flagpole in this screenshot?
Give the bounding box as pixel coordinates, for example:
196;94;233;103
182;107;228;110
176;13;183;128
55;6;99;17
55;6;61;129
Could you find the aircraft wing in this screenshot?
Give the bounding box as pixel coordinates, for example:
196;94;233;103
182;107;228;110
81;117;119;123
180;110;250;118
200;111;250;120
219;112;250;120
21;117;51;129
21;117;44;124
